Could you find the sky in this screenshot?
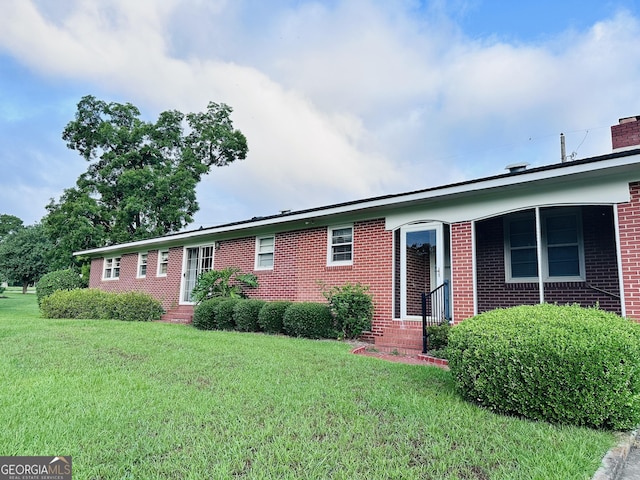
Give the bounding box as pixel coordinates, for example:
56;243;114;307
1;0;640;229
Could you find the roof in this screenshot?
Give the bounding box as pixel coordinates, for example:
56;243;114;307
74;147;640;257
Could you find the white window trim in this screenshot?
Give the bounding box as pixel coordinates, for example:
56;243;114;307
157;249;169;277
137;252;148;278
504;208;585;283
327;225;353;266
255;236;275;270
179;244;215;305
102;256;121;280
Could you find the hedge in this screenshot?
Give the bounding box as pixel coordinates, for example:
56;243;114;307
447;304;640;430
193;297;227;330
41;288;164;322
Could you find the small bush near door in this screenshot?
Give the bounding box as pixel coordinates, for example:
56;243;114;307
322;283;373;339
447;304;640;430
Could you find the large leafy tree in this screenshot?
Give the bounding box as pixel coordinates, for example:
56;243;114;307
0;214;24;242
43;95;248;268
0;224;52;293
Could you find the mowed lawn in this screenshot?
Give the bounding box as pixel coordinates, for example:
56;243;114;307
0;292;617;479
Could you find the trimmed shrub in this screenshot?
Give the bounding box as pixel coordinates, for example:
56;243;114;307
258;301;292;334
447;304;640;430
323;283;373;339
214;298;241;330
283;302;336;339
36;269;87;305
41;288;112;319
193;297;226;330
426;322;451;359
234;299;266;332
108;291;165;321
41;288;164;321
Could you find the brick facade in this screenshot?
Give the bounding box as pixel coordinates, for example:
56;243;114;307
618;181;640;320
612;116;640;150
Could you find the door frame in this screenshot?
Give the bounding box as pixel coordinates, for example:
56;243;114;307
399;222;444;319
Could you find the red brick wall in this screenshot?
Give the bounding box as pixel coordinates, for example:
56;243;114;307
451;222;474;322
89;246;184;312
88;219;395;336
618;181;640;320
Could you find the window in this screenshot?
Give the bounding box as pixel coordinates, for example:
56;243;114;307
328;225;353;265
103;257;121;280
505;209;584;282
157;250;169;277
137;253;148;278
255;236;274;270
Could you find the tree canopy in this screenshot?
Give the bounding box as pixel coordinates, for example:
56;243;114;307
43;95;248;268
0;214;24;242
0;224;52;293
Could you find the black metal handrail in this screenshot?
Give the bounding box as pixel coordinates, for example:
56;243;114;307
422;280;450;353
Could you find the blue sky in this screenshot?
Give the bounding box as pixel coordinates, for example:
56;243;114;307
1;0;640;228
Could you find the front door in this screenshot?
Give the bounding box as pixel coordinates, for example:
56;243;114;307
400;223;444;318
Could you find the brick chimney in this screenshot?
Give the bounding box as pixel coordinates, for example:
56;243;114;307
612;116;640;151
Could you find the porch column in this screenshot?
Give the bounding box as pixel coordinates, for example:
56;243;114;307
535;207;544;304
451;221;474;322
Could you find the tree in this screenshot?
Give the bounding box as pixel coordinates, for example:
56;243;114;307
0;224;53;293
43;95;248;267
0;214;24;242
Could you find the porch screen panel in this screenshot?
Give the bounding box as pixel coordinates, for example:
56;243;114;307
546;215;580;277
509;217;538;278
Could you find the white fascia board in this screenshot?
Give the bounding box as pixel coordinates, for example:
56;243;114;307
75;152;640;257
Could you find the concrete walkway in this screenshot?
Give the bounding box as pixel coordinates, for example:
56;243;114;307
616;439;640;480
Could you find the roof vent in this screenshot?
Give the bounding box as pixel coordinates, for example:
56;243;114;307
505;162;529;174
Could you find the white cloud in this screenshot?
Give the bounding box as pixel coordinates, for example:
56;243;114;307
0;1;639;227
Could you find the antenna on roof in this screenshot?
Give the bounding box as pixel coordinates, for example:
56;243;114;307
560;133;567;163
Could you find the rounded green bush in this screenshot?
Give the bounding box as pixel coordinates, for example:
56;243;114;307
214;298;241;330
193;298;226;330
283;302;336;339
109;291;165;321
36;269;87;305
234;299;266;332
258;301;292;334
447;304;640;430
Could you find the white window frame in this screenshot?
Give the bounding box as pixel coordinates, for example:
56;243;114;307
157;249;169;277
327;225;353;266
137;252;148;278
505;208;585;283
255;236;275;270
103;256;121;280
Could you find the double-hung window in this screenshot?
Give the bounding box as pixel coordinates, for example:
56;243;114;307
505;208;584;282
328;225;353;265
137;253;148;278
255;236;275;270
103;257;121;280
157;250;169;277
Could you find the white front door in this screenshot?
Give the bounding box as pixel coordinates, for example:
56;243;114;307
400;223;444;318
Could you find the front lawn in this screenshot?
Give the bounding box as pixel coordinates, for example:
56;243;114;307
0;293;616;479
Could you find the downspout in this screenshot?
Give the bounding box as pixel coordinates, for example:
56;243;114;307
535;207;545;304
613;205;627;317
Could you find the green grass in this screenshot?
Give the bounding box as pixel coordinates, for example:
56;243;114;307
0;292;617;479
